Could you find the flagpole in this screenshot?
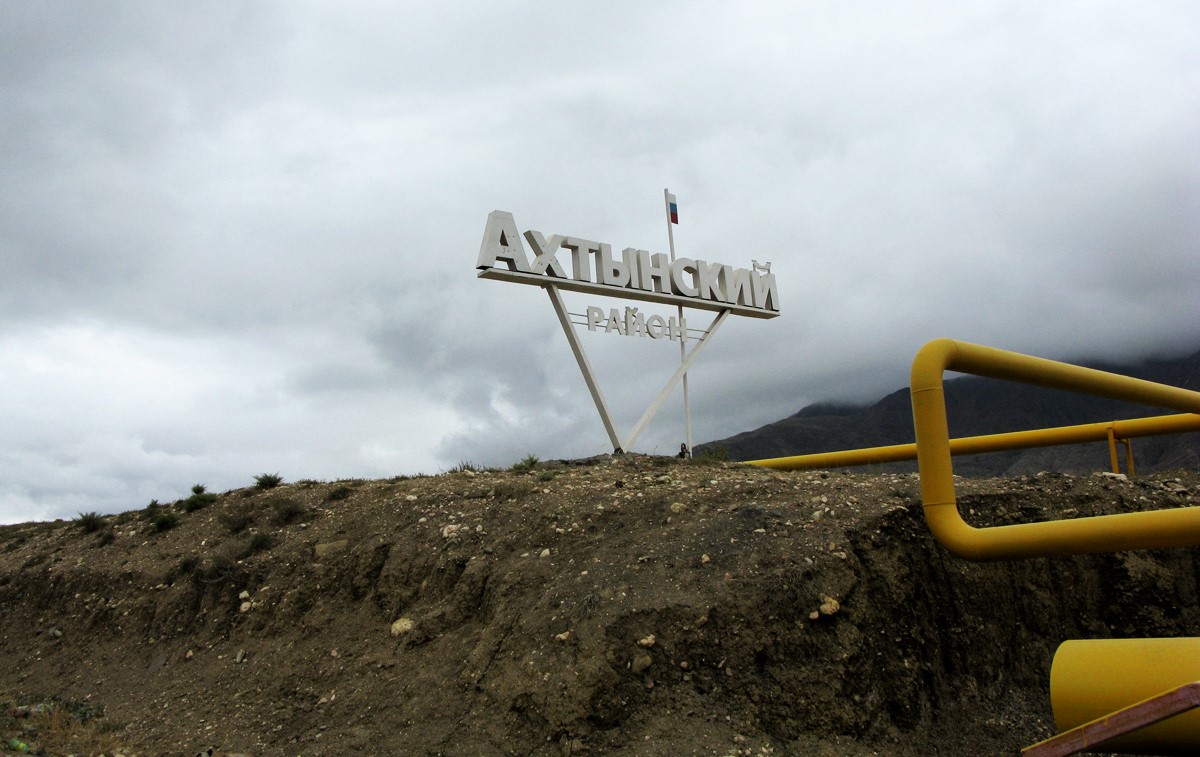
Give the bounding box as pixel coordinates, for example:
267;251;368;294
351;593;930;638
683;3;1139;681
664;188;692;458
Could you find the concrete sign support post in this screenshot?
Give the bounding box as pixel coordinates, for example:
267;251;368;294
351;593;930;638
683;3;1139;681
544;283;623;451
476;205;780;456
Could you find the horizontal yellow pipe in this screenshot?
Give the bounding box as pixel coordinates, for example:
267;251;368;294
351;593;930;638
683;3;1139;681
748;413;1200;471
748;442;920;470
911;338;1200;561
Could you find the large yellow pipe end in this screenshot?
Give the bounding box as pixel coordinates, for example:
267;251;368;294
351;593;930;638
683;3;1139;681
1050;638;1200;754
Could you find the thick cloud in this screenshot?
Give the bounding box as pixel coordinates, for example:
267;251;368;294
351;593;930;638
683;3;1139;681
2;1;1197;523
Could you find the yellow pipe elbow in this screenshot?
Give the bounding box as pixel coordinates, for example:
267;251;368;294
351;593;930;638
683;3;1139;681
910;337;959;394
910;338;1200;561
921;503;989;561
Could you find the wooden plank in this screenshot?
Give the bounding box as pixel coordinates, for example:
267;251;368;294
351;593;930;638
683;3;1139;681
1023;681;1200;757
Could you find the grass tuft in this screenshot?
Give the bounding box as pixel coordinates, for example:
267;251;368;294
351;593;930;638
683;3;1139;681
0;696;133;755
183;484;218;512
510;454;539;473
232;532;274;559
271;497;308;526
493;481;536;500
253;472;284;489
688;445;729;464
75;512;105;534
325;485;354;502
219;506;255;534
152;512;179;532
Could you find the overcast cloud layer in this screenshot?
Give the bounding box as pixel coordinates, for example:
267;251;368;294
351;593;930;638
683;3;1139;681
2;2;1198;524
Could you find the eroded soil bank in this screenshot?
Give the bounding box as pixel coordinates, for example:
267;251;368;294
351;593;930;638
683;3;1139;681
1;457;1198;756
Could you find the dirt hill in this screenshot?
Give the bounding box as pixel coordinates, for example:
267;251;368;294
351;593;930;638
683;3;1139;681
2;456;1199;756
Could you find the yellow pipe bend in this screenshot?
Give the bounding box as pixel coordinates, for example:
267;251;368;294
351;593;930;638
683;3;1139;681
910;338;1200;561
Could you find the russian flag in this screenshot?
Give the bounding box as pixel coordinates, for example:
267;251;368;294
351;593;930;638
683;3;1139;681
666;191;679;224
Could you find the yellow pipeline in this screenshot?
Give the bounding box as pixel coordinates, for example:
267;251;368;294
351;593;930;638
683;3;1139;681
1048;638;1200;754
911;338;1200;561
748;413;1200;472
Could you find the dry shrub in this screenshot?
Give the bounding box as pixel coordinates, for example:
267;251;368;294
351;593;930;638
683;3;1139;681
0;698;133;756
271;497;308;526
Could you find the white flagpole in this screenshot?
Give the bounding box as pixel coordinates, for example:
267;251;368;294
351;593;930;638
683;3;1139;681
664;188;692;458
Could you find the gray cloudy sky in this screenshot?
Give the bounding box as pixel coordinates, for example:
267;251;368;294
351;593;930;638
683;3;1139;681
2;2;1198;524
